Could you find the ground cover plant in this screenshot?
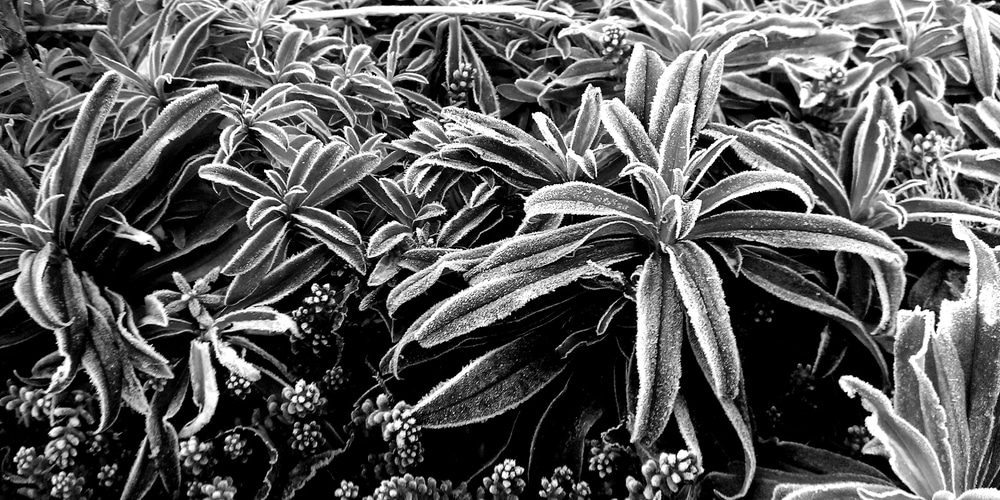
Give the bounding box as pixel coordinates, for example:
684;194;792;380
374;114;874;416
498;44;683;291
3;0;1000;499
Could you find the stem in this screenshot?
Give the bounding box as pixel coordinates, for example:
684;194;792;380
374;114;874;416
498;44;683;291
0;0;50;112
288;5;577;25
23;23;106;32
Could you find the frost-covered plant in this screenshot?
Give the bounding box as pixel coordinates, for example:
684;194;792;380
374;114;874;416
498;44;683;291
774;220;1000;499
385;41;906;499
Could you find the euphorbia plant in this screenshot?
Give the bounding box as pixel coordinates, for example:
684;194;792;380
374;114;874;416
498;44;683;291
0;71;221;432
773;220;1000;500
385;42;906;497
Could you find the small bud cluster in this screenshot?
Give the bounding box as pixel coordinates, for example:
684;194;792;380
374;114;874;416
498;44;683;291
225;372;254;399
366;395;425;472
291;420;325;453
14;446;45;478
188;475;238;500
625;450;701;500
448;63;479;105
539;466;591;500
587;439;623;479
44;418;86;469
222;433;250;461
336;479;361;500
97;463;119;488
323;365;346;393
844;424;872;455
2;383;53;425
368;474;472;500
289;276;358;356
50;471;86;499
601;25;631;66
908;131;958;178
179;436;216;477
480;459;526;500
800;65;849;114
280;379;327;419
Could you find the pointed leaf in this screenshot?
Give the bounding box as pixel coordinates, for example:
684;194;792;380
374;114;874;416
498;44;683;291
410;332;568;428
632;253;684;445
179;341;219;438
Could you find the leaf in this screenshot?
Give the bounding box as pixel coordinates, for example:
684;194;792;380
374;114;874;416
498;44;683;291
839;376;948;499
940;221;1000;486
368;221;412;258
657;103;695;178
410;240;642;348
666;242;741;399
221;218;288;276
843;86;900;216
410;332;568;428
119;437;158;500
689;210;906;265
625;44;667;125
696;170;815;216
467;218;642;286
199;164;280;200
85;305;126;432
632;253;684;445
386;244;497;316
214;306;296;335
179;341;219;438
40;72;122;242
696;32;765;131
523;182;652;222
292;207;366;273
896;198;1000;228
601;98;658;167
963;5;999;98
304;152;382;207
569;85;603;155
74;86;223;243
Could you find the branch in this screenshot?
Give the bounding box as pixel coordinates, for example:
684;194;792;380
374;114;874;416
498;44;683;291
288;5;577;25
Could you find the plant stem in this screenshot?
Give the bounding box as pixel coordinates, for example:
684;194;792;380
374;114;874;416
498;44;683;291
0;0;50;112
288;5;577;25
23;23;106;32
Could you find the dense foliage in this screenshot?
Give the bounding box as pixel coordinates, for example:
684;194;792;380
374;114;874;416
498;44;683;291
2;0;1000;499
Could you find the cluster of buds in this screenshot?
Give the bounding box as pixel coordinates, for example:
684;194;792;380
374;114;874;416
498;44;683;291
336;479;361;500
179;436;216;477
844;424;872;456
322;365;346;393
222;433;251;462
366;396;424;472
50;471;86;499
601;25;632;67
291;420;325;453
279;379;326;419
371;474;472;500
907;131;958;179
799;65;849;113
225;372;254;399
481;459;526;500
97;463;120;488
625;450;701;500
2;382;54;425
13;446;46;479
188;476;238;500
448;62;478;105
290;276;357;356
539;466;591;500
587;439;624;479
44;417;86;469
